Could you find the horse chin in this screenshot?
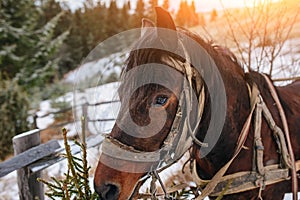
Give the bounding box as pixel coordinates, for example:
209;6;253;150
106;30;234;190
117;180;143;200
119;187;137;200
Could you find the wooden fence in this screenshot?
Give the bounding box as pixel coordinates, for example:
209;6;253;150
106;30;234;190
0;100;118;200
33;99;119;131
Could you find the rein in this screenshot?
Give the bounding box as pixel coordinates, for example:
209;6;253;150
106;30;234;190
192;81;261;199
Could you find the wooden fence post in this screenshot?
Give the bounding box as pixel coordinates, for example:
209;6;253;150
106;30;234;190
82;102;89;133
13;129;44;200
33;114;38;129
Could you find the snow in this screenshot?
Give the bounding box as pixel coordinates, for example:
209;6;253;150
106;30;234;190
36;80;120;136
241;37;300;85
0;171;18;200
63;52;125;85
62;122;77;137
36;100;55;129
74;82;121;134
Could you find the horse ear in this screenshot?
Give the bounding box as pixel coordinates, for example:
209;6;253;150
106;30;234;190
155;7;178;50
141;18;155;37
155;7;176;30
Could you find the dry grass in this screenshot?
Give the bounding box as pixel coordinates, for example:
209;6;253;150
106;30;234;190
40;110;74;143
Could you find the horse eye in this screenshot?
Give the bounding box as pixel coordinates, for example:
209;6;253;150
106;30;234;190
154;96;168;106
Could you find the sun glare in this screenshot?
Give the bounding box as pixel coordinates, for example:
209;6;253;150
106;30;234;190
167;0;281;12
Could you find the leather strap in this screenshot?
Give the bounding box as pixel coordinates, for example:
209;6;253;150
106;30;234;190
195;83;260;199
192;76;298;199
262;74;298;200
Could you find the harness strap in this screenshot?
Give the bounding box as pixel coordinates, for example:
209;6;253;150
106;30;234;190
179;40;208;148
138;160;300;198
191;76;298;199
253;99;265;176
193;163;290;197
260;99;291;169
262;74;298;200
195;83;260;200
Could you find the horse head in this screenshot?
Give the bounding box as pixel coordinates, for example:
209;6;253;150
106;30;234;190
93;7;209;199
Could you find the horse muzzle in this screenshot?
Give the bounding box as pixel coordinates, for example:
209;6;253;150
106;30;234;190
94;154;148;200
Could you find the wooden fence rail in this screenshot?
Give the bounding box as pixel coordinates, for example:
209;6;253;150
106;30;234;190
33;100;119;130
0;99;116;199
0;130;105;199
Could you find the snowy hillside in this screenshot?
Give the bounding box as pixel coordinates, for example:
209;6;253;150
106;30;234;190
64;52;126;86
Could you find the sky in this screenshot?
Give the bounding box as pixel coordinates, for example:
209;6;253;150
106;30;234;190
57;0;277;12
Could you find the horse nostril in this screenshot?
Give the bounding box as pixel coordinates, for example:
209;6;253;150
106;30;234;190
95;183;120;200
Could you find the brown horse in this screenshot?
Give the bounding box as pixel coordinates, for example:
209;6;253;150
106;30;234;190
94;7;300;200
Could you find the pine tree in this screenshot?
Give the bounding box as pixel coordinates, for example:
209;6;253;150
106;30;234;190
107;0;120;35
210;9;218;22
0;0;69;92
198;13;206;27
66;9;88;66
93;2;109;41
39;0;63;25
0;0;68;158
0;0;38;78
148;0;158;20
162;0;169;10
59;0;138;76
0;74;30;160
38;128;99;199
175;0;199;27
121;0;132;30
133;0;146;27
189;1;199;26
176;0;189;27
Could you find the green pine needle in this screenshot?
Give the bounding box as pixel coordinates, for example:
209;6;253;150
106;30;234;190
38;117;99;199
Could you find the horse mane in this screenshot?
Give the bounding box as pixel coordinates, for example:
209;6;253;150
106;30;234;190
176;27;245;77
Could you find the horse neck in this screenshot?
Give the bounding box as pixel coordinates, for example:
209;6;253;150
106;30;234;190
194;54;251;178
